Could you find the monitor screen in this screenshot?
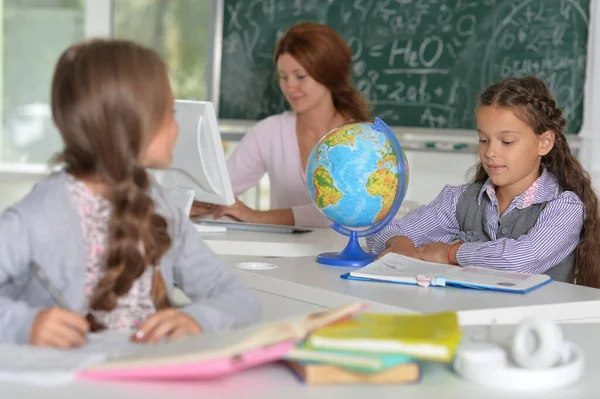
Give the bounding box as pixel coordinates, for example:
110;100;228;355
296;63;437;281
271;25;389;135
151;100;235;211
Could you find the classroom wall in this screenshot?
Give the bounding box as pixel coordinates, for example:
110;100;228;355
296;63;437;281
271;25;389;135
0;149;478;214
403;151;479;206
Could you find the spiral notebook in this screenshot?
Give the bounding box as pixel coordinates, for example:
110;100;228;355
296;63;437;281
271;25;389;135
341;253;552;294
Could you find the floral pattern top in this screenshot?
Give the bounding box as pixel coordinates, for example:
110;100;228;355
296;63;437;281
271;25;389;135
66;175;156;331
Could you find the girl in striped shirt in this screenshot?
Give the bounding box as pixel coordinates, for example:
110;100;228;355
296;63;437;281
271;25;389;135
367;76;600;288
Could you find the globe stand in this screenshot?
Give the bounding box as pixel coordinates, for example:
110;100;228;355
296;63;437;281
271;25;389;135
316;230;376;267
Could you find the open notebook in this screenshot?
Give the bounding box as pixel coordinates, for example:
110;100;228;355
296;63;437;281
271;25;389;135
76;302;365;381
341;253;552;294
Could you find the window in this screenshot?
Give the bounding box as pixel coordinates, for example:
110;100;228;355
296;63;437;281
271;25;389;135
114;0;269;210
113;0;211;101
1;0;85;165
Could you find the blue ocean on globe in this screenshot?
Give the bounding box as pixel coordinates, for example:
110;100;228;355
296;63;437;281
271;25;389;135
306;122;399;228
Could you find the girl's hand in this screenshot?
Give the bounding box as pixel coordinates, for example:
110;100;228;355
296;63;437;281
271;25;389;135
417;242;453;264
378;235;422;260
213;198;258;223
132;309;203;343
30;308;90;348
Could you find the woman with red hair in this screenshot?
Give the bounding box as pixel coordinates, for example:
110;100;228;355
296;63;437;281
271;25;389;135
193;22;371;227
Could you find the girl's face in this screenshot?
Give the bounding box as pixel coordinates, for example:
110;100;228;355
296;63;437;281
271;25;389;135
141;89;179;169
476;105;554;196
277;53;332;115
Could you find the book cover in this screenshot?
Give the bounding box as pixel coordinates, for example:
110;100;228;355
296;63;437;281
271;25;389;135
285;360;420;385
307;312;461;362
342;253;552;294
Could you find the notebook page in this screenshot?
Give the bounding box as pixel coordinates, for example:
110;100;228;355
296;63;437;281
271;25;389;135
350;253;456;281
301;302;365;332
0;331;136;386
90;321;282;369
450;266;549;290
91;304;365;370
350;253;549;291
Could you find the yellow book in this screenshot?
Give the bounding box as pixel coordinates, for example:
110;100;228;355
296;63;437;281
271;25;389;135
307;312;461;362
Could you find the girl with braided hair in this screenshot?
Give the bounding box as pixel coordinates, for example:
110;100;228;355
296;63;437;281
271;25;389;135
367;76;600;288
0;39;259;348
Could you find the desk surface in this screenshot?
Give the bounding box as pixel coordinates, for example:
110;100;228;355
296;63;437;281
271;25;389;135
0;323;598;399
199;227;355;257
222;255;600;325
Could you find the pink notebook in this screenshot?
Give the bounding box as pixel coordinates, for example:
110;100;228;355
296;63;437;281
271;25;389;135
76;302;365;381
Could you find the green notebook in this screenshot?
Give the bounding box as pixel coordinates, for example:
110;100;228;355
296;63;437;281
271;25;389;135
285;342;414;373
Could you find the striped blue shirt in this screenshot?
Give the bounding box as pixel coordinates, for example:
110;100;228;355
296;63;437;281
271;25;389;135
366;169;585;274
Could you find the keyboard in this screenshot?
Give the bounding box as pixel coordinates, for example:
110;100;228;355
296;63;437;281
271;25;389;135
191;219;313;234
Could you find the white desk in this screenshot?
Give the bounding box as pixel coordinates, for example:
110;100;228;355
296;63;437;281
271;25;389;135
198;227;357;257
195;203;418;257
222;255;600;325
1;323;599;398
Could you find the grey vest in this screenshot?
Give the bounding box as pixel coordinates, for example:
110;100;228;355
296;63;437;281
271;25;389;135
455;182;574;282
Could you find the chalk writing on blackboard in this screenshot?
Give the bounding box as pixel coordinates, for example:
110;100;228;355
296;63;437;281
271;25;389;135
218;0;588;133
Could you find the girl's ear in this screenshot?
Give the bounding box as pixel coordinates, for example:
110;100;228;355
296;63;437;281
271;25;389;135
538;130;555;156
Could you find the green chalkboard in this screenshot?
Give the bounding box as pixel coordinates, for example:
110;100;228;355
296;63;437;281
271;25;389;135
218;0;589;133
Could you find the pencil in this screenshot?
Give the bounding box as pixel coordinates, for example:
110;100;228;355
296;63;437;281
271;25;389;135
30;261;72;310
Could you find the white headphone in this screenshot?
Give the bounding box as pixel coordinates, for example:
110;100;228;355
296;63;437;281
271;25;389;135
453;317;584;391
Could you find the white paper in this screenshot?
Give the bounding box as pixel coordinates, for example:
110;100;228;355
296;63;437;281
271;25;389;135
350;253;550;292
0;331;137;386
352;254;453;282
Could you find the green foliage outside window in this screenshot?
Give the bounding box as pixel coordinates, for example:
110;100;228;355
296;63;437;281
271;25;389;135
114;0;211;101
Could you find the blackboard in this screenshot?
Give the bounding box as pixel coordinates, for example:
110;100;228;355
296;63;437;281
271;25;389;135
218;0;589;133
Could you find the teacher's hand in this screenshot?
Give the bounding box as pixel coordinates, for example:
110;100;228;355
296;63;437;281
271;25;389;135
190;201;218;217
213;198;259;223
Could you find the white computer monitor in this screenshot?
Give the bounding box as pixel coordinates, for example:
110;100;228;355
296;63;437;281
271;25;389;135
151;100;235;213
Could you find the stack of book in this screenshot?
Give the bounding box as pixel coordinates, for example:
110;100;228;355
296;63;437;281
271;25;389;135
64;302;460;387
284;311;462;385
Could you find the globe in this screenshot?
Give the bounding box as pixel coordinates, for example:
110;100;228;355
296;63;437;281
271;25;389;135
306;117;409;267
